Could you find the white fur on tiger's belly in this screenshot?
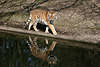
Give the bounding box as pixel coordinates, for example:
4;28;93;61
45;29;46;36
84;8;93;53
37;18;48;25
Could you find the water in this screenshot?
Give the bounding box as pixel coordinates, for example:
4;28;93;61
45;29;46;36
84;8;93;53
0;32;100;67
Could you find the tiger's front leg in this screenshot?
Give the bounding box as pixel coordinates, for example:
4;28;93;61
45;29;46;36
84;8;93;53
48;24;57;35
45;26;49;33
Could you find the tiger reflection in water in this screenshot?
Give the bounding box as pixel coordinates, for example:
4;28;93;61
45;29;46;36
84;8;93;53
27;36;57;64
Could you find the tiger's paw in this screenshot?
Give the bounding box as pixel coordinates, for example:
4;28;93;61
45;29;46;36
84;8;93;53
45;30;49;34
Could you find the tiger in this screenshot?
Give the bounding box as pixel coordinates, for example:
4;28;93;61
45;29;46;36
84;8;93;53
27;36;57;64
25;9;57;35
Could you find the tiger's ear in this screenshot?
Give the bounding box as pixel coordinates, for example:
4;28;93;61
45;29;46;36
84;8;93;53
54;15;57;19
54;12;57;19
47;11;50;15
54;11;57;14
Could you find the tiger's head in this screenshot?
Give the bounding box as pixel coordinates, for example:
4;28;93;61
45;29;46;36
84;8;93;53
47;55;57;64
48;11;57;25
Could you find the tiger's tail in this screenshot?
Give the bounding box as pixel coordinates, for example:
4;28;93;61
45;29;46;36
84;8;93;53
24;14;32;29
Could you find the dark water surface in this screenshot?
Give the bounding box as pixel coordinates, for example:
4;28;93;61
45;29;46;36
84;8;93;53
0;32;100;67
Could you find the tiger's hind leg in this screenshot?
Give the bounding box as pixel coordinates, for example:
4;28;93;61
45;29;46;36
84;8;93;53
33;22;39;31
45;26;49;33
28;21;33;30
